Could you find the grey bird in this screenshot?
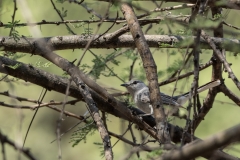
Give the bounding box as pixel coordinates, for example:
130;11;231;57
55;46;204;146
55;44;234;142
121;79;221;116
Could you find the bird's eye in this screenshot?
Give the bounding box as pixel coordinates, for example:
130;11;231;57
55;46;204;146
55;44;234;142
133;81;138;85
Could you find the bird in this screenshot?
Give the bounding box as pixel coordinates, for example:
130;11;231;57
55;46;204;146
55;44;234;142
121;79;221;117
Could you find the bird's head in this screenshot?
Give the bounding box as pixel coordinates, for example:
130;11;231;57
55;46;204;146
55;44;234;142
121;80;146;95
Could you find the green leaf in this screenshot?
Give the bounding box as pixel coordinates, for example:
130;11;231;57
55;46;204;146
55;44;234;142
70;120;96;147
5;63;21;69
146;149;163;159
123;49;138;60
166;59;184;74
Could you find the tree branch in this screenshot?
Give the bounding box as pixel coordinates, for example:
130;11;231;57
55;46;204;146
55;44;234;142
159;60;213;86
192;7;224;130
0;131;36;160
158;123;240;160
1;34;240;52
121;3;170;143
219;83;240;106
99;0;240;10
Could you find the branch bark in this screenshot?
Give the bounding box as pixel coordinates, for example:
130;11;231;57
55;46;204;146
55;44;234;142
1;35;240;52
99;0;240;10
158;123;240;160
121;3;170;143
192;7;223;130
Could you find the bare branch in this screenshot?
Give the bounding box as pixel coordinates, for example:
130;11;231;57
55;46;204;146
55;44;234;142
223;21;240;30
1;34;240;53
121;3;170;143
159;60;213;86
158;124;240;160
99;0;240;10
50;0;76;35
201;30;240;90
220;83;240;106
0;131;36;160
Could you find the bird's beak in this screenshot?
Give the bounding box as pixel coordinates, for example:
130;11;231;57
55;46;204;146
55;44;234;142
121;83;128;87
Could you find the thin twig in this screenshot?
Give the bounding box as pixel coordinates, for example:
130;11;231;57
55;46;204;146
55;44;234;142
77;3;112;66
111;122;133;148
23;89;47;148
0;75;8;81
128;50;138;81
80;2;102;19
0;131;6;160
50;115;90;143
57;79;71;160
223;21;240;30
50;0;76;35
128;122;140;158
219;84;240;106
9;0;17;36
138;3;195;19
159;60;213;86
88;49;125;82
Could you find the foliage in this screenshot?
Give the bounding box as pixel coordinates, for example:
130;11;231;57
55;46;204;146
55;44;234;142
34;59;52;68
69;120;97;147
4;63;21;70
4;20;21;42
1;1;240;160
146;149;163;159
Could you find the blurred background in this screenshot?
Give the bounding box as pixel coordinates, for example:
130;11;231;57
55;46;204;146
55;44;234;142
1;0;240;159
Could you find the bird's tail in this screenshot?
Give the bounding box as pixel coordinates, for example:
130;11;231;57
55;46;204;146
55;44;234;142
174;79;221;106
180;79;221;97
196;79;221;94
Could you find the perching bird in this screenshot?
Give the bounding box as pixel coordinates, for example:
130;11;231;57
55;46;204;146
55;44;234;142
121;79;221;116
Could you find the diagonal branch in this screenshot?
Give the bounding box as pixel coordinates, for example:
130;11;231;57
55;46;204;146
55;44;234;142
201;30;240;90
159;123;240;160
121;3;170;143
159;60;213;86
219;84;240;106
0;131;36;160
76;81;113;160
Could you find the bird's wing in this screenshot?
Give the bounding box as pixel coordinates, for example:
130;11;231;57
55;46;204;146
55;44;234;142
160;92;180;106
173;79;221;105
137;88;180;106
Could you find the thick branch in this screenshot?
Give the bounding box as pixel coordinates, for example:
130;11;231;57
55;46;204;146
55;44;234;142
76;81;113;160
192;7;223;130
121;3;170;143
159;123;240;160
99;0;240;10
1;35;240;52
